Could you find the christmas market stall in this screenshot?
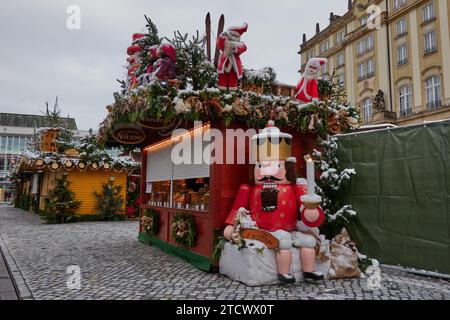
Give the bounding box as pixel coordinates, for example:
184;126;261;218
99;15;363;282
11;125;139;223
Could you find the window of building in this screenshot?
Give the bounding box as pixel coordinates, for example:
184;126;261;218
394;0;407;11
0;136;6;153
425;76;442;110
363;98;372;123
320;40;330;54
397;44;408;65
396;18;407;37
307;50;315;60
423;1;435;23
367;59;375;77
357;59;375;80
366;35;374;51
358;63;365;80
359;15;367;27
321;62;328;75
335;30;345;45
399;85;412;117
424;31;437;54
0;157;5;172
338;74;345;88
357;34;374;55
336;52;345;67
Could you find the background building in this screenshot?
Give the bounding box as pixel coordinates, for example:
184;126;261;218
0;112;96;203
299;0;450;126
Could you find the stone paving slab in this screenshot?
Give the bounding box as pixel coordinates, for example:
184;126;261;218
0;206;449;300
0;243;18;300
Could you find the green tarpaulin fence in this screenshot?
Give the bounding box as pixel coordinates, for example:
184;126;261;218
337;120;450;274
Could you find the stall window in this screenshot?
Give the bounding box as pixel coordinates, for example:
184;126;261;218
145;128;210;212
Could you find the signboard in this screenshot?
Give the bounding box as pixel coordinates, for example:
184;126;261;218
241;229;279;249
40;129;59;152
112;127;145;145
138;118;177;130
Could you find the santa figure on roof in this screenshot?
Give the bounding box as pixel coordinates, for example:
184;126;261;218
126;33;145;90
295;58;328;104
217;23;248;91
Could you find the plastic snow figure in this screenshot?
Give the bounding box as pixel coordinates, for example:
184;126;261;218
217;23;248;91
223;121;325;283
295;58;328;103
150;43;177;82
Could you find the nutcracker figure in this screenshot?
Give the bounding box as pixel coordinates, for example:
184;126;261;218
295;58;328;103
223;121;325;283
217;23;248;91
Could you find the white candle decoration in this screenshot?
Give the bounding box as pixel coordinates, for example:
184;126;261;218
301;155;322;205
305;155;315;196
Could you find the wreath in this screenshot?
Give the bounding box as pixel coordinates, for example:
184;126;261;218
141;209;160;236
171;213;196;247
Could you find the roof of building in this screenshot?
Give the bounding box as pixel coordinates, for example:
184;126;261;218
0;113;78;130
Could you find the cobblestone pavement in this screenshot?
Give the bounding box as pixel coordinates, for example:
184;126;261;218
0;206;449;300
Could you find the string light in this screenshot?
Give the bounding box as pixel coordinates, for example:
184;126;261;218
145;122;211;152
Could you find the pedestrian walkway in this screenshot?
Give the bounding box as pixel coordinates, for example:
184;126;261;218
0;206;449;300
0;245;18;300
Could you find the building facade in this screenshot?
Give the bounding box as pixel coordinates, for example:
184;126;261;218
299;0;450;126
0;113;92;203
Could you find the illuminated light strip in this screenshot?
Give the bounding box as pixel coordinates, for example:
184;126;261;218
145;122;211;152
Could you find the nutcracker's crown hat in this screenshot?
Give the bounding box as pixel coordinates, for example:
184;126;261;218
251;121;292;161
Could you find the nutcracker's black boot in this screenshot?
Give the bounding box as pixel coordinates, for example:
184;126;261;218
278;273;296;284
303;271;324;282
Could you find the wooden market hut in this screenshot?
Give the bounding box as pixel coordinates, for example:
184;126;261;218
135;120;320;271
13;129;138;218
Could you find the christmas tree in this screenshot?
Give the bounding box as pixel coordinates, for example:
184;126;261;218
94;176;124;221
135;15;162;78
312;72;357;238
166;30;217;90
40;96;75;153
43;174;81;223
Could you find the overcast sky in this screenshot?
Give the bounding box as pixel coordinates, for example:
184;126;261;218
0;0;347;130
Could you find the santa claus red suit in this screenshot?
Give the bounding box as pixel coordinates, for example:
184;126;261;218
295;58;328;103
152;43;177;81
126;33;145;90
217;23;248;91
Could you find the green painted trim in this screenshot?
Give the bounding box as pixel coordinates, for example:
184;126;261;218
138;232;211;272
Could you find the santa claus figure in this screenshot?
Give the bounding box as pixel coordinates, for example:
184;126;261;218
150;43;177;81
223;121;326;283
137;45;159;85
217;23;248;91
295;58;328;104
126;33;145;90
